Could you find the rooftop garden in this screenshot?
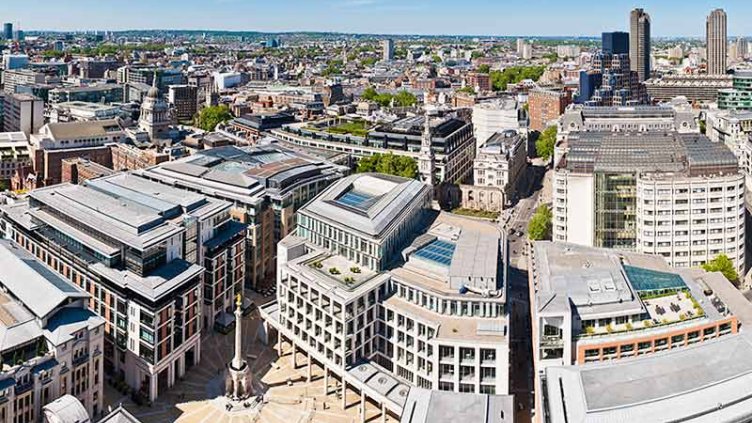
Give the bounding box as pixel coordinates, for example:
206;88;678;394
451;208;499;220
309;255;376;289
324;119;370;137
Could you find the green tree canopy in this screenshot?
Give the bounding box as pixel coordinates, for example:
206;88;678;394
535;126;557;161
356;153;417;179
477;64;491;74
393;90;418;107
457;86;476;95
489;65;546;91
527;205;552;241
361;88;417;108
194;105;233;131
702;254;740;286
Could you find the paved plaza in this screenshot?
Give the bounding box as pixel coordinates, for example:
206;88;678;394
103;309;399;423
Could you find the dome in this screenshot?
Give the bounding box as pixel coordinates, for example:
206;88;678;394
147;85;159;98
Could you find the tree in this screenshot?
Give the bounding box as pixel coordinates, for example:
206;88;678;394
699;120;707;134
535;126;557;161
393;90;417;107
431;55;442;63
702;254;740;286
477;64;491;74
489;65;546;91
194;105;233;131
457;86;476;95
528;205;552;241
356;153;417;179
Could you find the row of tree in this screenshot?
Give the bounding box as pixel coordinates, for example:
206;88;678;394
361;87;417;108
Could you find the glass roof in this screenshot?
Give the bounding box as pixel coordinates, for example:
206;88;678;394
623;265;687;292
413;239;456;267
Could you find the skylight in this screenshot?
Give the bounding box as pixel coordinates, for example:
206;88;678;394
413;239;456;267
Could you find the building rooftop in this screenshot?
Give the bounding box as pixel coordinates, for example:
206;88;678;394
373;115;466;138
560;131;737;176
533;242;732;334
301;173;428;238
401;387;514;423
137;144;346;205
41;118;123;140
545;332;752;422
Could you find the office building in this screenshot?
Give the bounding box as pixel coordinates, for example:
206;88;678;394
705;109;752;187
50;101;125;123
706;9;728;75
718;71;752;111
3;93;43;136
48;84;124;105
585;52;647;106
0;240;106;421
472;98;525;148
528;88;572;132
117;67;185;94
78;58;121;79
644;74;732;103
530;241;752;422
2;69;48;95
602;31;629;55
558;101;698;141
552;131;745;274
630;8;651;82
134;144;348;289
2;23;12;40
0;131;30;182
167;84;198;122
2;53;29;71
260;173;513;417
382;39;394;61
0;173;247;401
465;72;491;93
737;37;749;60
274;114;476;185
26;119;125;188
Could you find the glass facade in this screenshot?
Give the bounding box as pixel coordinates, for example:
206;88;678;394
594;172;637;249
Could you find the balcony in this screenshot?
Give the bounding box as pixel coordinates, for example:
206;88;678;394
540;335;564;348
15;381;34;395
72;352;90;368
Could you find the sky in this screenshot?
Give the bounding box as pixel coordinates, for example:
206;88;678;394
5;0;752;37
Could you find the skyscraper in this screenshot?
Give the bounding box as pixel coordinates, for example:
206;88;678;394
737;37;749;60
706;9;728;75
630;8;651;82
3;23;12;40
602;31;629;55
382;38;394;61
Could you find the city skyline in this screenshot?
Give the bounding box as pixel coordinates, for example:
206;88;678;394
4;0;752;37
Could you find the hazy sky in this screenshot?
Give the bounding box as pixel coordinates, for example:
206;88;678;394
5;0;752;37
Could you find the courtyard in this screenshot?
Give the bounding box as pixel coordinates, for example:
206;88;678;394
103;305;399;423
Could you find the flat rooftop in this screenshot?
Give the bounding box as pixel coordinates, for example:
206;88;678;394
561;131;738;177
301;173;428;238
401;387;514;423
545;333;752;422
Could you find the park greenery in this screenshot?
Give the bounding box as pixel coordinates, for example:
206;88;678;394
535;126;557;161
194;105;233;131
325;119;370;137
528;205;553;241
451;208;499;220
476;64;491;74
702;254;740;286
489;65;546;91
361;87;418;108
356;153;418;179
322;59;343;76
69;43;166;57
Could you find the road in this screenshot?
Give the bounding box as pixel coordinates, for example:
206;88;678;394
503;163;550;423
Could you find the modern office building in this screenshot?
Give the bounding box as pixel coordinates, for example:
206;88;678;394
528;88;572;132
705;109;752;187
718;71;752;111
2;23;12;40
260;173;512;419
3;93;43;136
274;114;476;185
530;241;752;423
552;131;745;274
630;8;651;82
576;71;602;104
2;69;48;95
167;84;199;122
0;173;248;401
382;39;394;62
706;9;728;76
601;31;629;55
48;84;124;105
471;129;527;207
50;101;126;123
134;143;348;289
644;74;732;103
585;52;647;106
2;53;29;71
472;98;526;148
0;131;30;183
0;240;106;421
117;67;185;94
78;58;122;79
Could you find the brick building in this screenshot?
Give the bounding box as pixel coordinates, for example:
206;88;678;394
528;88;572;132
